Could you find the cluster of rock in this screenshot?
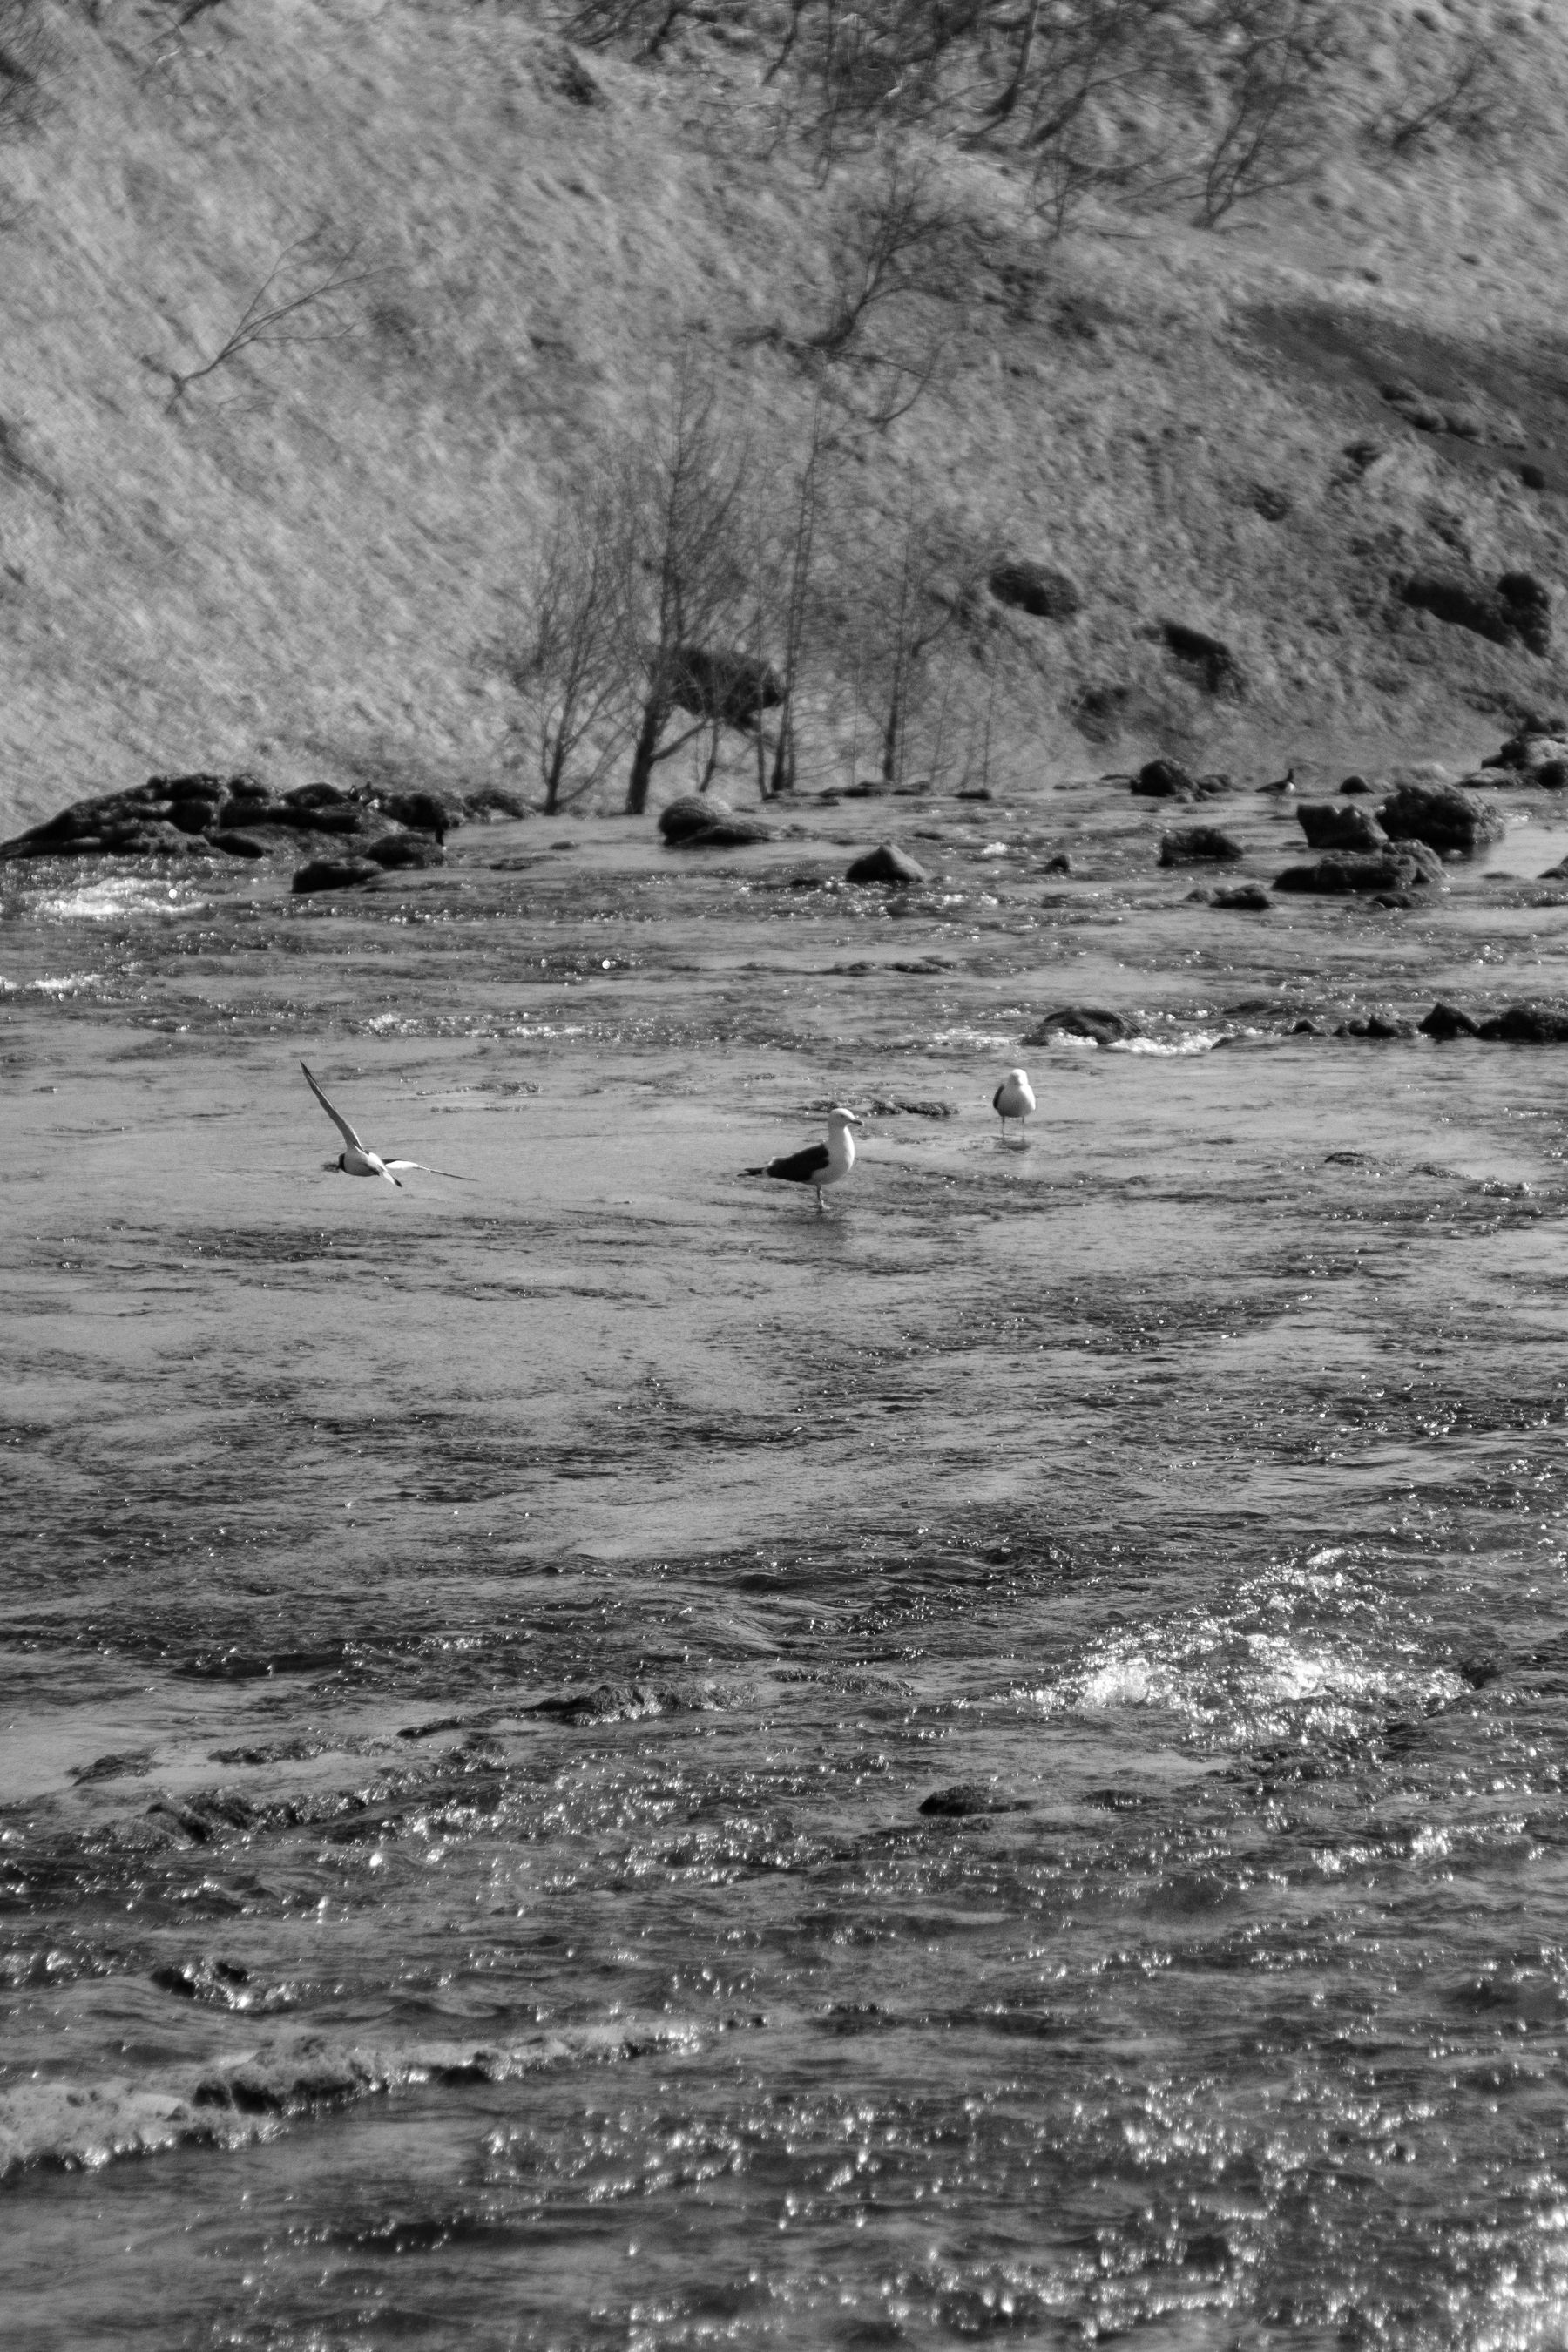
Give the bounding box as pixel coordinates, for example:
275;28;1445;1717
0;772;531;887
1457;720;1568;791
1130;759;1233;801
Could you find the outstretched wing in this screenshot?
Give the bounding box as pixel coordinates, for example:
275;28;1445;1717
300;1060;367;1153
382;1162;475;1181
765;1141;831;1184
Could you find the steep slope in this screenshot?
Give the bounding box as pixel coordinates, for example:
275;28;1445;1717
3;0;1568;836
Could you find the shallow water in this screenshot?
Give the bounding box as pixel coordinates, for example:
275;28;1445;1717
4;784;1568;2349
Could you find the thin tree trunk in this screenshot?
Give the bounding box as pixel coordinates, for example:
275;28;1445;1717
625;696;666;814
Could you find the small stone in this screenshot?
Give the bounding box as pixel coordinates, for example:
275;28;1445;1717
206;829;268;859
1339;774;1373;794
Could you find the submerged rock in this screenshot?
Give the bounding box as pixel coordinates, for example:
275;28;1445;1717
1377;783;1505;857
846;842;927;885
291;858;381;894
1212;883;1272;910
1274;845;1445;895
1159;825;1242;865
918;1783;1030;1818
1024;1004;1136;1045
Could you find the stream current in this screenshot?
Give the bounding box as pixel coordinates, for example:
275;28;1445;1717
4;781;1568;2349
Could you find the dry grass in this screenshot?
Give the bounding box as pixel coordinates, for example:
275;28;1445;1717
2;0;1568;835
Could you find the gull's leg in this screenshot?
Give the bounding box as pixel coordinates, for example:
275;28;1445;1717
815;1187;828;1214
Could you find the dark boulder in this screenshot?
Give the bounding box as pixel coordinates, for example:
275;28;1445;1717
1212;883;1272;910
1297;801;1388;852
378;787;466;838
152;772;237;802
1420;1002;1480;1038
988;558;1082;621
1274;845;1445;895
365;833;446;869
1162;620;1244;697
291;858;381;894
846;842;927;885
659;794;733;845
1041;851;1071;874
284;781;359;812
1377;782;1505;857
1159;826;1243;865
206;829;269;860
1132;758;1194;799
1340;774;1374;795
1024;1004;1136;1046
1475;1002;1568;1043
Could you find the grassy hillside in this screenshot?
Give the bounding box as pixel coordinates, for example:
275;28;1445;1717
4;0;1568;836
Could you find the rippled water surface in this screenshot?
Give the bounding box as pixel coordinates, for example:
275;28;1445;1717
4;786;1568;2349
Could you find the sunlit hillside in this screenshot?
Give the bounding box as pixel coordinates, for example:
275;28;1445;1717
3;0;1568;837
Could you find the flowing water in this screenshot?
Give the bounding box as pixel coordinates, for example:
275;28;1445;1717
4;782;1568;2349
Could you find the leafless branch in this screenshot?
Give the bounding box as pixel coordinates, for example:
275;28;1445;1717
164;232;375;410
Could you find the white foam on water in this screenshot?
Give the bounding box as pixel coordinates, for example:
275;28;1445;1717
24;972;105;997
30;875;206;923
1107;1031;1226;1057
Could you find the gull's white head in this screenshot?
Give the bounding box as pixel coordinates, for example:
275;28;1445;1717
827;1106;863;1129
1007;1066;1029;1084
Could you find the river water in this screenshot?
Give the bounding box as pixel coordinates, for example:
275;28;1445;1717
4;780;1568;2349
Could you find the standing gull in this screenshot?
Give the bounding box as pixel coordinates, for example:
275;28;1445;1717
744;1107;862;1213
992;1067;1036;1136
300;1062;472;1187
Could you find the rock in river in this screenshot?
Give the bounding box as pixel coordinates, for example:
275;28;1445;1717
1475;1002;1568;1042
1274;845;1445;896
1024;1004;1137;1045
1159;826;1243;866
1377;783;1505;857
1420;1002;1481;1038
846;842;927;885
1296;801;1388;853
291;858;382;895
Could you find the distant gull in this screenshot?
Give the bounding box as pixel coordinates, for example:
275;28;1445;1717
301;1061;473;1188
992;1067;1036;1134
744;1106;862;1213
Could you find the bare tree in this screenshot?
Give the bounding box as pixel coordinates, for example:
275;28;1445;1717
1190;0;1345;227
806;145;958;357
0;0;51;145
619;364;753;814
504;491;632;814
1371;36;1503;155
162;228;374;409
846;508;978;786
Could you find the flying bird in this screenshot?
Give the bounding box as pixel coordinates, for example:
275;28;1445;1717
744;1106;862;1213
300;1061;472;1188
992;1067;1036;1135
